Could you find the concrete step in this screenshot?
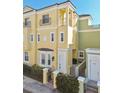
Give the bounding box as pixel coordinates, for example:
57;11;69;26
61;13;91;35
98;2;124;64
86;80;98;93
86;89;97;93
87;86;98;93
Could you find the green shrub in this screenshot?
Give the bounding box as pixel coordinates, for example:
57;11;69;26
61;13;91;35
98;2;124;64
31;64;43;82
23;64;43;82
23;64;32;76
31;64;43;73
56;73;79;93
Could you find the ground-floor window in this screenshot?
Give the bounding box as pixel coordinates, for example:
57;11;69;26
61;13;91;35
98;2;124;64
40;52;52;67
48;54;51;65
41;53;45;65
24;52;29;62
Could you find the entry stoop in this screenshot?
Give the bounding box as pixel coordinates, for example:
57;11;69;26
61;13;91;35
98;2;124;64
85;80;98;93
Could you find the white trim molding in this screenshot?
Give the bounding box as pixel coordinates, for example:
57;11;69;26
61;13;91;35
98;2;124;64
79;16;92;21
23;11;36;17
78;50;85;59
85;48;100;54
58;48;72;51
37;27;57;31
78;29;100;32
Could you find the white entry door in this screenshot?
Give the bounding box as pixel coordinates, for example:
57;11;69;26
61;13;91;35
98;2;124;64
88;54;100;81
58;50;67;73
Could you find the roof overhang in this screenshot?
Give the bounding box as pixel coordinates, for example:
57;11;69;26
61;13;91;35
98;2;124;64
38;48;54;51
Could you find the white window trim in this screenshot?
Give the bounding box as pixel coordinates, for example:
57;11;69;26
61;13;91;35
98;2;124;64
50;32;55;43
24;52;29;63
60;32;64;43
37;33;40;43
78;50;85;59
30;33;34;43
39;51;52;67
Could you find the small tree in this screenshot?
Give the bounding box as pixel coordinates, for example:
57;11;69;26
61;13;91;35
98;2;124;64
56;73;79;93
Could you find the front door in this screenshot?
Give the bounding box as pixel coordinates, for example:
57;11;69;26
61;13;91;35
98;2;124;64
89;54;100;81
58;51;67;73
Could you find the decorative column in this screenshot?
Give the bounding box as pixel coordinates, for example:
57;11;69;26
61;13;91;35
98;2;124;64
43;68;48;84
78;76;85;93
53;70;59;88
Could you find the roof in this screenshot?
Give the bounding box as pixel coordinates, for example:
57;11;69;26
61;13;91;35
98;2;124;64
37;0;76;11
85;48;100;54
23;5;35;10
23;6;35;14
79;14;91;17
79;14;93;20
24;1;76;13
38;48;54;51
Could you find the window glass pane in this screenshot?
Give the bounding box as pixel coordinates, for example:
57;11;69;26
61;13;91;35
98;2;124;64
51;33;54;42
61;33;64;42
41;54;45;65
24;52;29;61
48;54;51;65
38;34;40;42
79;52;84;57
43;15;49;24
25;18;31;27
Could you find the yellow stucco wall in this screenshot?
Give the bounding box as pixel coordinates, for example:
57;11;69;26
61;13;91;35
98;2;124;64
23;3;78;74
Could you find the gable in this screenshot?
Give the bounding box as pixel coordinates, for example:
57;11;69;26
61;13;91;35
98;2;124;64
23;6;34;13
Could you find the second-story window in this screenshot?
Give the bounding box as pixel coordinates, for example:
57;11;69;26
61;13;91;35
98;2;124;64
60;32;64;42
30;34;34;42
24;52;29;62
24;18;31;27
42;15;49;24
37;34;40;42
50;32;55;42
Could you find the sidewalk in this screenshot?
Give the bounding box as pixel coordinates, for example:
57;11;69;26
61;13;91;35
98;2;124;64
23;76;59;93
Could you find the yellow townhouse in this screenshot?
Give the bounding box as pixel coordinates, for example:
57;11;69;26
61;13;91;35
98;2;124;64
23;1;78;74
23;1;100;78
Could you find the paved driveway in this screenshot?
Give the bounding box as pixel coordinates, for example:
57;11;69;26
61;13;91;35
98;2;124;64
23;76;58;93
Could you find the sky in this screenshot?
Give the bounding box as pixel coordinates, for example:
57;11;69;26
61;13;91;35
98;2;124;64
23;0;100;25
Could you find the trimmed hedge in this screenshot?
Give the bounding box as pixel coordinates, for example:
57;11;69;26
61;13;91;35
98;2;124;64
56;73;79;93
23;64;43;82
